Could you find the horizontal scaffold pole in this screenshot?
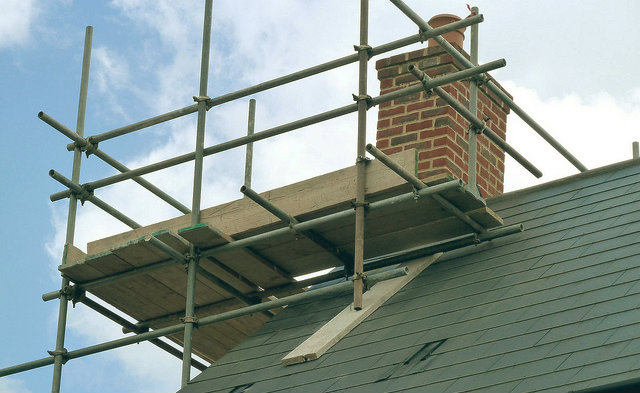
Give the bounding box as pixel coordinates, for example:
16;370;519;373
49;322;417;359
78;59;505;192
123;222;524;330
200;179;464;259
78;295;207;371
78;14;484;147
39;111;191;214
390;0;587;173
260;222;524;298
0;267;407;378
408;64;543;179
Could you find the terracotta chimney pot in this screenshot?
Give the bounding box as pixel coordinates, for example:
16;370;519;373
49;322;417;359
427;14;465;48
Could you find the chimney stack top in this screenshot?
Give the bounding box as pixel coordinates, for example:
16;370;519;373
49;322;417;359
427;14;466;49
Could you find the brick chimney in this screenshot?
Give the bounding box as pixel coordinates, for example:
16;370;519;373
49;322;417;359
374;14;512;197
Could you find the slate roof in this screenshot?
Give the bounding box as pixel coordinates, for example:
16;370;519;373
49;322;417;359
179;159;640;393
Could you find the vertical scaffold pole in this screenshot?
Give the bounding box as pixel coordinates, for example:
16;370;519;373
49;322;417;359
467;6;479;195
182;0;213;386
244;99;256;188
353;0;369;310
51;26;93;393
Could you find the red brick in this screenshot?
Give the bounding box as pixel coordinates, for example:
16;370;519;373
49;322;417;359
377;67;399;79
375;58;390;69
393;92;421;105
388;53;407;66
434;136;464;157
417;160;432;170
377;118;390;129
421;106;449;119
380;79;393;89
419;147;454;161
407;99;434;112
376;126;402;139
419;127;447;141
382;146;403;155
392;112;419;125
403;141;431;151
376;138;389;148
391;133;417;146
405;120;433;133
378;106;405;119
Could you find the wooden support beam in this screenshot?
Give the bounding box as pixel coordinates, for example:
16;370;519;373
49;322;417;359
281;252;442;365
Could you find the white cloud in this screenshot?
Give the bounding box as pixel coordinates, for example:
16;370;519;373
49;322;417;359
502;81;640;191
0;377;32;393
0;0;37;49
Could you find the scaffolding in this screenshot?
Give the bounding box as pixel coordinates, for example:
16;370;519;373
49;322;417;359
0;1;587;391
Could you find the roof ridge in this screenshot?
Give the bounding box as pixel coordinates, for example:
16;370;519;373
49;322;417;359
489;158;640;204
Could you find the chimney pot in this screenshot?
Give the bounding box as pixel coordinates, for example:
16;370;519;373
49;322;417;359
427;14;466;49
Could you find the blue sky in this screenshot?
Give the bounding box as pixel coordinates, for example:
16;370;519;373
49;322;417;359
1;1;639;392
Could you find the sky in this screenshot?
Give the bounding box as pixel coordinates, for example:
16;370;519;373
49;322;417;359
1;0;639;392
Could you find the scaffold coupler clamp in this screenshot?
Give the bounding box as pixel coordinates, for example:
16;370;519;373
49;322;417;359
469;117;489;135
418;29;429;44
352;93;373;109
288;221;302;240
62;284;86;307
412;186;420;201
184;251;200;271
83;137;99;157
353;44;373;59
47;348;69;364
355;155;370;165
74;185;94;206
416;75;434;98
471;73;490;87
193;95;212;110
353;271;369;290
181;315;199;328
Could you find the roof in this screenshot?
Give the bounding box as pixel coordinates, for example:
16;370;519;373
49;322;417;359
178;158;640;393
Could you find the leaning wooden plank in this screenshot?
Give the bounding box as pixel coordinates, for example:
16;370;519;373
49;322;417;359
87;149;417;255
281;252;442;365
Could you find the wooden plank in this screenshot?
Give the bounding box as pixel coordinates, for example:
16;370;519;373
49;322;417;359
59;244;103;282
153;229;190;254
63;244;86;264
281;252;442;365
87;149;417;255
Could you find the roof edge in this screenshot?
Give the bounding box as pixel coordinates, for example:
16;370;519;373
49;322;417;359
489;158;640;204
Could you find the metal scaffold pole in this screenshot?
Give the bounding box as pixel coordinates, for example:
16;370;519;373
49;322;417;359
353;0;369;310
244;99;256;188
468;6;480;195
183;0;213;386
51;25;93;393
